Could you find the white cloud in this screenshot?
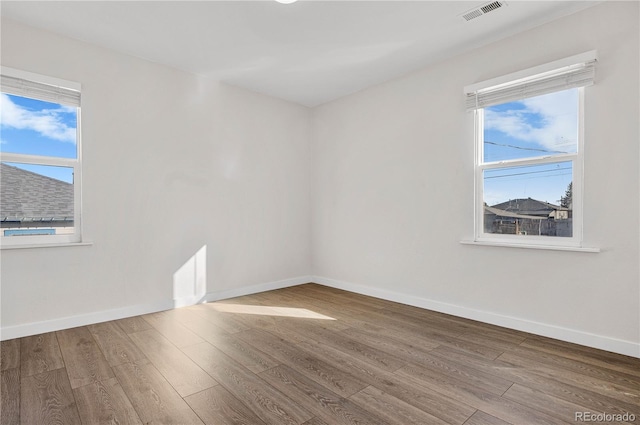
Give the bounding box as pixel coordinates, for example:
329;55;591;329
484;90;578;152
0;94;77;143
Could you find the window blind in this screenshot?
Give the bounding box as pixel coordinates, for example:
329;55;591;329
465;58;596;111
1;74;81;107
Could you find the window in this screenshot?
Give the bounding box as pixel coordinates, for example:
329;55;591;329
465;52;596;248
0;67;82;247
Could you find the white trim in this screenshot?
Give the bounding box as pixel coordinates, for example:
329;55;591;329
75;106;84;243
0;241;93;250
311;276;639;358
205;275;313;302
0;153;78;167
0;275;312;340
172;294;209;309
5;274;634;357
1;68;81;107
1;66;81;92
460;240;599;252
481;153;577;169
0;299;175;341
464;51;597;94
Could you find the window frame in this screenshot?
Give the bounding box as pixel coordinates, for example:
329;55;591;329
0;66;83;248
466;53;595;250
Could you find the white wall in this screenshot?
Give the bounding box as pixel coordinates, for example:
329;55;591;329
312;1;640;357
0;18;312;338
2;2;638;358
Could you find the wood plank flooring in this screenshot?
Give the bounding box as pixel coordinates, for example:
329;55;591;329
1;283;639;424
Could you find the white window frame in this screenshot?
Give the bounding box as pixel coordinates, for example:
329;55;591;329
465;52;596;250
0;66;83;248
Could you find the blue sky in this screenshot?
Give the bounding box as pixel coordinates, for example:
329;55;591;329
482;88;578;206
0;93;77;183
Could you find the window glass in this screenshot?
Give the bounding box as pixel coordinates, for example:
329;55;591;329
0;93;78;159
483;162;573;237
0;162;75;237
483;89;578;163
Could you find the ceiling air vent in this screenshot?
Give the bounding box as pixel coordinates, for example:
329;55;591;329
461;1;507;21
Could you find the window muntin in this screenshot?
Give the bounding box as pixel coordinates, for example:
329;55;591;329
0;68;81;247
2;161;75;183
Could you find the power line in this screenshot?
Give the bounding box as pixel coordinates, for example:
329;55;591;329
485;167;572;179
484;140;569;154
488;172;572;183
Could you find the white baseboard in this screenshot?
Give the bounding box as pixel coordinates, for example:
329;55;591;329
5;273;636;359
0;299;175;341
205;275;313;302
0;275;313;341
312;276;640;359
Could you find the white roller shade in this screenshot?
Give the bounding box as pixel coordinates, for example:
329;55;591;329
1;74;80;107
465;52;596;111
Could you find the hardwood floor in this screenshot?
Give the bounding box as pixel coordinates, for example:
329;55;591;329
1;283;639;425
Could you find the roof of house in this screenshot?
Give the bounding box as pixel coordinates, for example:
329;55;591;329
0;163;73;222
484;206;546;220
490;197;568;217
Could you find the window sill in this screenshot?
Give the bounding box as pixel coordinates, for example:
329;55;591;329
0;241;93;250
460;240;600;253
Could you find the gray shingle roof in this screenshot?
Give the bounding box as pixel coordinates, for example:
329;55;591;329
0;163;73;222
484;205;545;220
491;197;568;216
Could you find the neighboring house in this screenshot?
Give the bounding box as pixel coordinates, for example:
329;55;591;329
485;197;572;237
491;197;570;219
0;163;74;236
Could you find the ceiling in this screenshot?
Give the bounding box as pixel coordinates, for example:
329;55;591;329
1;1;602;107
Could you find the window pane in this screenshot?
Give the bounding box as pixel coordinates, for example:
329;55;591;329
483;162;572;237
0;162;74;237
0;93;78;159
483;88;578;163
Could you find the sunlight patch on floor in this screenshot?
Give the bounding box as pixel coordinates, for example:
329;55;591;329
207;303;335;320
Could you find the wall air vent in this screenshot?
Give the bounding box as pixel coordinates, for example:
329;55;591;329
461;1;507;21
481;1;503;14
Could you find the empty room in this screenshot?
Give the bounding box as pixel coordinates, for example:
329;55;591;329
1;1;639;424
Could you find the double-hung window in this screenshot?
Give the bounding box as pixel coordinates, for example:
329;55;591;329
465;52;596;249
0;67;82;247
